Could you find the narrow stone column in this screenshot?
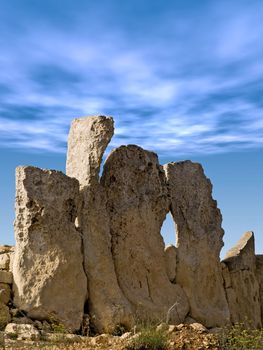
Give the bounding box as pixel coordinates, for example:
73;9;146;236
13;166;87;331
164;161;230;327
66;116;134;333
222;232;262;328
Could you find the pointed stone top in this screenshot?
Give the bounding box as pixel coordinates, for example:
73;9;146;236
66;115;114;187
224;231;254;260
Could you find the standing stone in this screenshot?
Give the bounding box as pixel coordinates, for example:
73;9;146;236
66;116;134;333
256;255;263;325
222;232;261;328
13;166;87;331
164;161;229;327
101;145;189;324
66;115;114;186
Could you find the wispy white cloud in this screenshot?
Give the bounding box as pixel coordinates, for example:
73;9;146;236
0;1;263;156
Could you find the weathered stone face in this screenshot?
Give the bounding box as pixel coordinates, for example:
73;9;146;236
256;255;263;325
0;283;11;305
4;115;262;332
0;303;10;330
66;116;134;333
13;166;87;331
66;116;114;187
164;161;230;327
0;271;12;285
222;232;262;328
101;145;189;324
0;255;9;271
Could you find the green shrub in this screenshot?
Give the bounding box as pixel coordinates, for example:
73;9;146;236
126;326;167;350
217;323;263;350
47;314;68;334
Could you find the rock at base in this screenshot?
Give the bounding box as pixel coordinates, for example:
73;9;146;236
0;303;10;330
0;271;12;284
5;323;40;341
0;283;11;305
13;166;87;332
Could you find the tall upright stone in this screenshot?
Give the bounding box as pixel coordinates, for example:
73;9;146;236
101;145;189;324
164;161;229;327
13;167;87;331
222;232;262;328
66;116;134;332
256;255;263;325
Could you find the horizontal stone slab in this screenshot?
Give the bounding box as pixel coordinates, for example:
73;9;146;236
0;246;14;254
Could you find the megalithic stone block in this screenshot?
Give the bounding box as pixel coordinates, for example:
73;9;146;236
164;161;230;327
101;145;189;324
66;116;134;333
66;115;114;187
256;255;263;325
222;232;262;328
13;166;87;331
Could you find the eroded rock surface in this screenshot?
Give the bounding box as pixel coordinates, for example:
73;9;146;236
0;283;11;305
66;116;133;333
164;161;229;327
0;246;14;273
0;303;10;330
101;145;189;324
222;232;261;328
13;166;87;331
0;271;12;285
5;323;40;341
256;255;263;325
66;115;114;186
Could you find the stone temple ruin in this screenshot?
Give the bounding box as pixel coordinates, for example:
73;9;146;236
1;116;263;333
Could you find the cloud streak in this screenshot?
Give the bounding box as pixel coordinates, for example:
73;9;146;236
0;0;263;157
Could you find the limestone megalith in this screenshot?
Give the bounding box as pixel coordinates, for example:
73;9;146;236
66;115;114;186
66;116;134;332
222;232;262;328
164;161;230;327
101;145;189;324
256;255;263;325
13;167;87;331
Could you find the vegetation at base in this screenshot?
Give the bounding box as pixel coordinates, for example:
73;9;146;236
217;322;263;350
48;314;68;334
126;326;167;350
112;323;128;336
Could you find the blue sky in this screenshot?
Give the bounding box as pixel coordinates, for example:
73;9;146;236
0;0;262;257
